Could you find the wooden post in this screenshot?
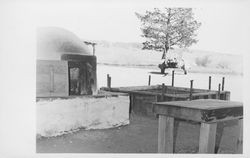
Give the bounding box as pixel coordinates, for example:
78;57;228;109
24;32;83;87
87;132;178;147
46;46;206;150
93;44;96;56
107;74;110;88
222;77;225;91
199;123;217;153
161;83;165;101
215;123;224;153
148;75;151;86
189;80;193;100
158;115;174;153
218;84;221;99
209;76;211;90
107;74;111;88
172;70;175;87
236;119;243;154
173;120;180;153
109;76;112;88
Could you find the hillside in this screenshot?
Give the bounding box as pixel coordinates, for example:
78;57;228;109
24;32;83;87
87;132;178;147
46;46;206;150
90;41;243;75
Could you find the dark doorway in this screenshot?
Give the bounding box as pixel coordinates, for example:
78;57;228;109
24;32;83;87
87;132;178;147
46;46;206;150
68;61;93;95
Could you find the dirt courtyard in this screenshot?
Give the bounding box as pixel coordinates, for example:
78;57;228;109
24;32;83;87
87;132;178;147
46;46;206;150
36;114;240;153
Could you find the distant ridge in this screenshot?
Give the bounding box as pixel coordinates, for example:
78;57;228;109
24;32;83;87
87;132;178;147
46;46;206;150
82;40;243;75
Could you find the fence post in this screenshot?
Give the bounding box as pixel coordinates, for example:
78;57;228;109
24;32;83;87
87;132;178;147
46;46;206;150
107;74;109;87
107;74;111;88
189;80;193;100
172;70;175;87
222;77;225;91
148;75;151;86
109;76;112;88
208;76;211;90
161;83;166;101
218;84;221;99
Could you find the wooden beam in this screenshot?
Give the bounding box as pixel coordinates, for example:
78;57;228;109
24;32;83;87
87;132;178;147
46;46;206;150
158;115;174;153
199;123;217;153
192;91;218;97
100;85;161;92
100;85;230;100
101;84;227;94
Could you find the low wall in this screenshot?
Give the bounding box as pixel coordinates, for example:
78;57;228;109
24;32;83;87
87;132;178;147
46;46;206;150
37;96;129;137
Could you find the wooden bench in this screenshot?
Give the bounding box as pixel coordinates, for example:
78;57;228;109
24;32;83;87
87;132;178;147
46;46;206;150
153;99;243;153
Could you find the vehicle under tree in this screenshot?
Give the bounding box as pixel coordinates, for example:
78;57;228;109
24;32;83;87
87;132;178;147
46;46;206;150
136;8;201;74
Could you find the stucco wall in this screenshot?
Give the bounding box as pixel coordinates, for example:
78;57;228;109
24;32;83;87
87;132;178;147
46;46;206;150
36;96;130;137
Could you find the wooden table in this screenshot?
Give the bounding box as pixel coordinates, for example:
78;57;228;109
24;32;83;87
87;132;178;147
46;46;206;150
153;99;243;153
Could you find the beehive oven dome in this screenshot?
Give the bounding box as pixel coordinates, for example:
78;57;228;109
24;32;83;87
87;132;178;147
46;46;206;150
37;27;91;60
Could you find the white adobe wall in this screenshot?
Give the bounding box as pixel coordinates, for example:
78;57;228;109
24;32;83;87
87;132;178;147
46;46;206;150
36;96;129;137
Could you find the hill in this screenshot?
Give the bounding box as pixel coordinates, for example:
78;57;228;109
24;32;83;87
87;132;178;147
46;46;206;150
89;40;243;75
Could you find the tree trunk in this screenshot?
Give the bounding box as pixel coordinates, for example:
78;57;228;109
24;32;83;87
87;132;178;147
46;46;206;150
161;45;169;59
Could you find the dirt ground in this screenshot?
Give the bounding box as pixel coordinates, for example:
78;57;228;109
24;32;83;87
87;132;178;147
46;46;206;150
36;114;240;153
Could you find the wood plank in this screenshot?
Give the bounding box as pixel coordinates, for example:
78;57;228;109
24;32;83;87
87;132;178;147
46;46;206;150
215;123;224;153
101;85;230;101
158;115;167;153
198;95;204;99
158;115;174;153
154;99;242;110
154;104;203;123
165;116;175;153
225;92;231;100
101;85;230;94
208;95;212;99
192;92;218;97
199;122;217;153
236;119;243;154
36;60;69;97
153;100;243;123
173;120;180;153
100;85;161;92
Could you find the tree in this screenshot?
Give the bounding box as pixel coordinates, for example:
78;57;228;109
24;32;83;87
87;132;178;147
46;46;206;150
136;8;201;59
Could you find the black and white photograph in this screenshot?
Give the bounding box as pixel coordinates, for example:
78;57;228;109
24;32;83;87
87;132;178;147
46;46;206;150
0;0;249;157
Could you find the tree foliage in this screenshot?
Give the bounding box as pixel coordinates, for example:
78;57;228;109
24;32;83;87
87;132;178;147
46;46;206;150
136;8;201;58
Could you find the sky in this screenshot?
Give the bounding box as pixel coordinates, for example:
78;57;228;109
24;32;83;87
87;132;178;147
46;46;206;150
1;0;249;56
29;0;249;55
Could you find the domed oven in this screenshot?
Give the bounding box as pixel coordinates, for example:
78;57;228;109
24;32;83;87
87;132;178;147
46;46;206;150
36;27;97;97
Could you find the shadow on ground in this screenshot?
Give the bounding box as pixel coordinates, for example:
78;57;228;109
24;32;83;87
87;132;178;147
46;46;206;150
36;114;239;153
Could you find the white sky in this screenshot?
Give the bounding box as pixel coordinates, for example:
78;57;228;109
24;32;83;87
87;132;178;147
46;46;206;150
27;0;249;55
1;0;250;56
